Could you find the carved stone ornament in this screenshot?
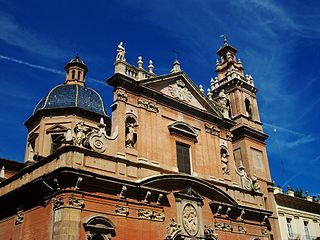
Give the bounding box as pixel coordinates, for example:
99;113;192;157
117;89;128;102
15;210;24;225
68;119;110;153
226;131;233;141
138;209;153;220
137;209;165;221
52;196;64;209
238;225;247;234
153;211;165;222
236;161;260;193
182;204;199;236
115;205;129;216
166;219;181;239
68;195;85;208
137;98;159;113
205;124;220;136
261;228;269;236
73;122;89;147
224;223;232;232
85;130;108;153
204;225;216;238
168;79;192;103
214;221;224;231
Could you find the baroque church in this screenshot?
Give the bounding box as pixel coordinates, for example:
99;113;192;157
0;39;281;240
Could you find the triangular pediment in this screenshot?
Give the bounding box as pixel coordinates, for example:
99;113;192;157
141;72;222;117
174;187;204;202
46;124;68;133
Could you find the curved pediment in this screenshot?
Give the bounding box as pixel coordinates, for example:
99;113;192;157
168;121;198;141
139;174;238;207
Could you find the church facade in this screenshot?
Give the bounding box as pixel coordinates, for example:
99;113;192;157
0;39;280;240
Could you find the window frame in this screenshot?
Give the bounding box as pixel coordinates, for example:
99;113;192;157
176;141;192;174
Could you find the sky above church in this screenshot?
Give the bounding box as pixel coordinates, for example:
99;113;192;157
0;0;319;196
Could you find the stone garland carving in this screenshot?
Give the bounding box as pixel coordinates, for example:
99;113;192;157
238;225;247;234
236;161;260;193
166;219;181;239
68;195;85;208
15;210;24;225
138;209;165;222
168;79;192;103
115;205;129;216
214;222;233;232
205;124;220;136
137;98;159;113
117;89;128;102
52;196;64;210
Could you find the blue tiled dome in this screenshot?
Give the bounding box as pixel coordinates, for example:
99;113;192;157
34;84;107;116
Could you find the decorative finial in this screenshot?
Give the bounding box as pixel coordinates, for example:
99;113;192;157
171;58;181;73
220;34;228;46
207;89;212;100
137;56;143;68
0;166;5;179
148;60;154;73
199;85;204;94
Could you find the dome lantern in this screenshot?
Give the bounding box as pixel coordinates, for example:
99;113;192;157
64;54;88;86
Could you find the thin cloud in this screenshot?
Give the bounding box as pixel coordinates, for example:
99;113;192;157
0;11;68;59
0;54;105;85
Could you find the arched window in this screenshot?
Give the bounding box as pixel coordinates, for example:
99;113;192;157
78;71;81;80
71;70;75;79
83;216;116;240
245;98;253;119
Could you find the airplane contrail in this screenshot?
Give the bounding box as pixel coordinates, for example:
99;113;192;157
0;54;104;84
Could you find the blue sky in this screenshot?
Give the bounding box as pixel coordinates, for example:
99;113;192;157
0;0;319;196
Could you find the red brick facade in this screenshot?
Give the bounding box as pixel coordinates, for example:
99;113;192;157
0;41;280;240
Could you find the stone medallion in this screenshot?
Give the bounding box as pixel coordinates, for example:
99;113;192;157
182;203;199;236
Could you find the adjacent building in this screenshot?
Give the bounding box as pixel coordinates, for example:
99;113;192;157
274;187;320;240
0;39;281;239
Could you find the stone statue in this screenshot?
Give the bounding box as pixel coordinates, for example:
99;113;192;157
221;152;229;175
74;122;88;147
217;89;230;118
125;122;137;148
116;42;126;61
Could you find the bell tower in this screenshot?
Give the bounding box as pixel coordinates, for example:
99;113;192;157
211;37;270;182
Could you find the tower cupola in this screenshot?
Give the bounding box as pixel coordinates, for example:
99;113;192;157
64;54;88;86
215;36;244;80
